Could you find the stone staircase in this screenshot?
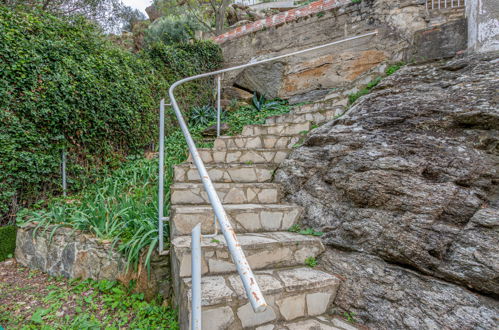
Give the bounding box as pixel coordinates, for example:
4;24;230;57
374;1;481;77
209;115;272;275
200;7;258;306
170;97;357;329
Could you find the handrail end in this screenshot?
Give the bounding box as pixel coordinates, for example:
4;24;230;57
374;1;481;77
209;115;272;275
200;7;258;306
254;304;268;313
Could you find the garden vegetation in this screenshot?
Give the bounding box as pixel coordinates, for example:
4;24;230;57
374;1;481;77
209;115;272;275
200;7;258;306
0;5;222;226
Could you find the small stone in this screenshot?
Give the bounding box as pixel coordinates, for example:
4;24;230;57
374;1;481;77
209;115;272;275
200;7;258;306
237;301;277;327
306;292;332;316
201;306;234;330
276;294;306;321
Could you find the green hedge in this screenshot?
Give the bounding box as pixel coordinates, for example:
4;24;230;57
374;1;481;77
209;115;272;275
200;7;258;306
0;6;222;224
0;226;17;261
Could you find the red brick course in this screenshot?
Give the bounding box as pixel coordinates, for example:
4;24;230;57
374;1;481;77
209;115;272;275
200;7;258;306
213;0;344;44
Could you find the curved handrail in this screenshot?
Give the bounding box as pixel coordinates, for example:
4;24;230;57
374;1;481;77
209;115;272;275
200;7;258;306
164;30;378;314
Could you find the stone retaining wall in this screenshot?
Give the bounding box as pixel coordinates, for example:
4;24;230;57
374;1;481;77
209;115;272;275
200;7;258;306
15;224;171;300
217;0;467;103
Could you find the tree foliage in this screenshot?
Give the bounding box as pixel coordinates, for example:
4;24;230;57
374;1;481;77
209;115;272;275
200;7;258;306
144;14;201;45
153;0;231;35
0;6;222;224
0;0;142;33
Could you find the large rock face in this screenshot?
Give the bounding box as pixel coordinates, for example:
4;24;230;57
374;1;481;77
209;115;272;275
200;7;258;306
275;52;499;327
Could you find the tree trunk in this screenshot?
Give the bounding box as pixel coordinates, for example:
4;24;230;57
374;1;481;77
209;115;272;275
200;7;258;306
214;0;230;35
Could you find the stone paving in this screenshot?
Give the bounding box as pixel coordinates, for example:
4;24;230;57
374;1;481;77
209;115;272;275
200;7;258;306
170;96;358;329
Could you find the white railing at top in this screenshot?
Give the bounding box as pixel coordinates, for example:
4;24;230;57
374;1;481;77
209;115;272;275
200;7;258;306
426;0;465;10
158;30;378;329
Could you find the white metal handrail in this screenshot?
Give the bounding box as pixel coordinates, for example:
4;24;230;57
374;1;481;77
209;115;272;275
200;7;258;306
159;30;378;327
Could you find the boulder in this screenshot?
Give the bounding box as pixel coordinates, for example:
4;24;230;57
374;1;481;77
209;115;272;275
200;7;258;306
275;51;499;326
322;249;499;329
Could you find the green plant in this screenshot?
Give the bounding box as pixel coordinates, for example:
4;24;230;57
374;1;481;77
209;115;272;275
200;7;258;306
351;0;362;3
289;224;323;236
344;311;357;323
225;102;291;136
189;104;227;127
348;76;382;105
385;62;405;76
0;225;17;261
317;11;325;18
305;256;317;268
251;93;283;112
145;15;202;46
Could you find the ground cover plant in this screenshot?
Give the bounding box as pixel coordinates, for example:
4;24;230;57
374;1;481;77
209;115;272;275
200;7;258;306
0;259;178;329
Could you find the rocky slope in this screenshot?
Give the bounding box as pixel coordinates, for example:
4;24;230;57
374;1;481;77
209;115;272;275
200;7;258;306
275;52;499;328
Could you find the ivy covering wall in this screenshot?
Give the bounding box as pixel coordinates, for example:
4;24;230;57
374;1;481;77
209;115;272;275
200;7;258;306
0;6;222;224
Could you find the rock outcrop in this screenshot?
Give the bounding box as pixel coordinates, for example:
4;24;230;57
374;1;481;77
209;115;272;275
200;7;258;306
275;52;499;328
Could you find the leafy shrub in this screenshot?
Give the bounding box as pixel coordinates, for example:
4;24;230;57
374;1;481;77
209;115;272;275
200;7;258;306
0;6;222;224
0;225;17;261
145;15;202;46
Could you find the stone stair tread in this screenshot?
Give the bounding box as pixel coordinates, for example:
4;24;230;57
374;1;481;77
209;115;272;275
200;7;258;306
267;315;360;330
170;182;282;205
243;121;310;128
196;147;292;152
265;107;343;125
171;182;281;188
173;231;321;250
217;134;299;139
183;267;340;307
174;163;277;183
170;203;302;235
172;232;324;277
242;121;311;136
190;148;291;164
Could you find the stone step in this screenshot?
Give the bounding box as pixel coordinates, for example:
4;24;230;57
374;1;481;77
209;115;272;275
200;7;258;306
171;232;324;278
242;121;311;136
177;267;340;329
170;183;282;205
291;98;347;115
188;148;291;164
265;107;343;125
170;204;302;236
174;163;277;183
214;135;300;150
270;316;361;330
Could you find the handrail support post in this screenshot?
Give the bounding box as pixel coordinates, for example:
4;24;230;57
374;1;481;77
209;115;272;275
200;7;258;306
191;224;202;330
158;99;166;253
216;75;222;137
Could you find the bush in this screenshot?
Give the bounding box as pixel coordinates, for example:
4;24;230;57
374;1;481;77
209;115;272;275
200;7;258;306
145;15;202;46
0;226;17;261
0;6;222;224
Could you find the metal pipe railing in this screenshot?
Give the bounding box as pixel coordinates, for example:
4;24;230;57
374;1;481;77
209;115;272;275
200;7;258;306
159;30;378;318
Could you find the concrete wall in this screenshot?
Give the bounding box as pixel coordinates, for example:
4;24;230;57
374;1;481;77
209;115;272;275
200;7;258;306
217;0;467;103
466;0;499;52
